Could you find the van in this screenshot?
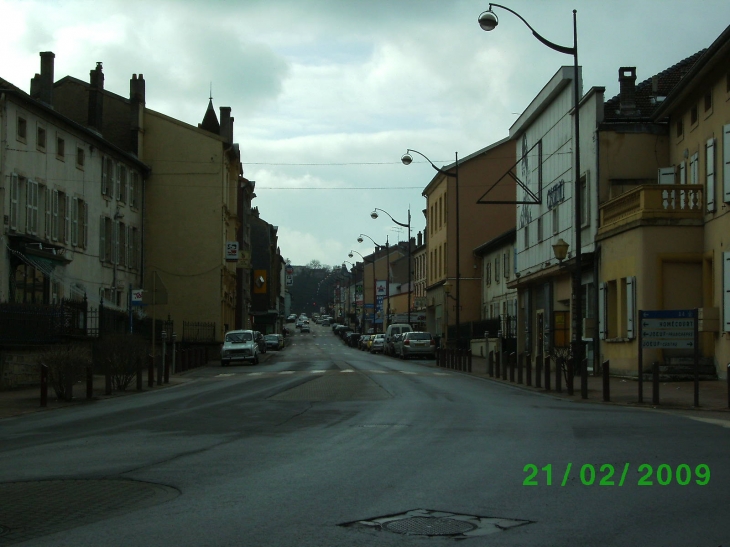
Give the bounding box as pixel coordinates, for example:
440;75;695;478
384;324;413;356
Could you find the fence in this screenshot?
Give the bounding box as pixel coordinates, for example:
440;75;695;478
183;321;216;343
446;315;516;348
0;299;87;344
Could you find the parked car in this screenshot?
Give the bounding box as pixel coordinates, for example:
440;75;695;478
321;319;331;327
398;331;436;359
384;324;413;356
264;333;284;350
339;327;354;340
346;332;361;347
358;335;372;350
301;323;311;333
388;333;403;356
220;330;259;365
254;331;267;353
370;333;385;353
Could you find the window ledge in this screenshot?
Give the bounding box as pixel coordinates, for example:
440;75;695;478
604;337;634;343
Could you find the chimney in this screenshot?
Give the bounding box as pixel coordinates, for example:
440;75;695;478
618;67;637;115
417;231;423;247
39;52;55;107
219;106;233;143
410;236;416;249
130;73;146;156
88;62;104;132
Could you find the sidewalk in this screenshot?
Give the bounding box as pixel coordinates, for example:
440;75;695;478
438;354;730;417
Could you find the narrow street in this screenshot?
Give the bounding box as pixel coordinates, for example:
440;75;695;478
1;323;728;546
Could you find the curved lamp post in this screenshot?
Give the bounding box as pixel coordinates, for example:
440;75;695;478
343;261;356;324
371;208;411;327
358;234;391;329
402;148;460;346
350;249;375;333
479;3;585;398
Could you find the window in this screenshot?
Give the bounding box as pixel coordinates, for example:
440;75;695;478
17;117;27;141
690;152;699;185
438;246;442;278
37;126;46;151
503;252;509;280
444;243;447;276
117;164;127;202
724;124;730;203
537;217;543;242
71;199;88;248
690;104;698;126
130;171;139;208
676;119;683;138
57;191;70;244
76;147;85;169
678;161;686;185
25;180;39;235
56;137;65;161
524;226;529;249
704;90;712;113
599;277;636;340
486;261;491;286
51;190;59;241
102;157;114;197
117;221;126;267
99;216;113;262
438;197;443;229
552;206;559;235
44;187;52;240
494;257;500;284
9;174;20;230
130;227;140;270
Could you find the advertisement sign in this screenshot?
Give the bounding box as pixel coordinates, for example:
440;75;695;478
131;289;144;306
375;280;386;324
225;241;239;262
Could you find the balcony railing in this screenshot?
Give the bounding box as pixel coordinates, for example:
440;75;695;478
599;184;704;234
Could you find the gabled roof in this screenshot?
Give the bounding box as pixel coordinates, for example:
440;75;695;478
603;50;705;121
200;98;220;134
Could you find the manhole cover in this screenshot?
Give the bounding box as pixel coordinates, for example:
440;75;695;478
384;516;477;536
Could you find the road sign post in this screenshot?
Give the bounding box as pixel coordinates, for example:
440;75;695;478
639;309;698;405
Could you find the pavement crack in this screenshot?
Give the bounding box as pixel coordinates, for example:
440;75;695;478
276;402;313;426
119;436;239;475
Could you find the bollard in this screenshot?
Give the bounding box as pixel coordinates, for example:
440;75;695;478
526;354;532;386
488;351;494;377
87;366;94;399
136;356;143;391
40;364;48;407
603;360;610;402
509;353;515;382
581;358;589;400
467;349;472;373
544;356;551;391
652;361;660;405
160;331;167;384
495;352;501;378
502;353;507;381
567;359;574;395
555;358;562;393
518;353;524;385
535;355;542;388
148;354;154;388
164;352;170;384
105;358;112;396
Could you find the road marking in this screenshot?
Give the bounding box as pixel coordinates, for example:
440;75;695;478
278;371;295;375
310;370;326;374
400;371;417;375
341;370;354;373
433;372;451;376
247;372;264;376
215;373;236;377
369;370;387;373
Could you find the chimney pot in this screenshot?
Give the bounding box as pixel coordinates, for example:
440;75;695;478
618;66;637;115
38;51;55;107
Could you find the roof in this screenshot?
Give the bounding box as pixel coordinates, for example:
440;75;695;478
603;50;705;121
200;98;220;134
473;228;516;256
653;24;730;119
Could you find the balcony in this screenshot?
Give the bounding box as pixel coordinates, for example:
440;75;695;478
598;184;704;237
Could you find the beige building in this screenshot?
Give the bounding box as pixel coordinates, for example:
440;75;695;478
53;69;244;343
597;27;729;377
421;140;515;345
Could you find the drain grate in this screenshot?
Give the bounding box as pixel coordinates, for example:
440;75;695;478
384;516;476;536
340;508;533;539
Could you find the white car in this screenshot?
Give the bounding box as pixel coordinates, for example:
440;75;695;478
220;330;259;366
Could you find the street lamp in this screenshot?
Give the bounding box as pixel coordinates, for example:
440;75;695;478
479;3;585;398
371;208;412;327
402;148;460;346
343;261;356;325
358;233;391;329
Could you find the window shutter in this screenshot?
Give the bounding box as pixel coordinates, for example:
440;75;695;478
679;162;686;185
626;276;636;339
658;167;675;185
9;174;19;230
113;221;119;264
52;190;59;241
64;195;71;243
83;201;89;248
126;225;131;267
26;180;32;233
71;198;78;246
45;187;51;240
99;215;106;262
724;252;730;332
598;282;607;340
690;153;699;185
706;138;716;212
722;124;730;202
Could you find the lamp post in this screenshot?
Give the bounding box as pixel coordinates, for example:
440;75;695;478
350;250;375;333
443;280;458;346
371;208;411;327
402;149;460;346
479;4;585;398
358;233;390;329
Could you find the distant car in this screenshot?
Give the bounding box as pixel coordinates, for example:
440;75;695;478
254;331;267;353
321;319;330;326
370;334;385;353
264;333;284;350
301;324;311;333
346;332;361;347
220;330;259;366
358;335;372;350
398;331;436;360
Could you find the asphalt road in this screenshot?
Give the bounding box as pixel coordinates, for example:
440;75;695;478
1;323;728;546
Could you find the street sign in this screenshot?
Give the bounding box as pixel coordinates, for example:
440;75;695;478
131;289;144;306
640;310;696;349
225;241;239;262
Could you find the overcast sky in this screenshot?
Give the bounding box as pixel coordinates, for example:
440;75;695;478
3;0;729;267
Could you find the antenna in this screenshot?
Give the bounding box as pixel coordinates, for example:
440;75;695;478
209;82;213;101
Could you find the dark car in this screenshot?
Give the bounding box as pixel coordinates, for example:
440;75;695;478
346;332;361;347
